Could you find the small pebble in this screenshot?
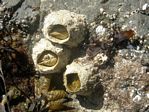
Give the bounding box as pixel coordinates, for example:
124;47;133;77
133;95;142;102
142;3;149;10
95;25;106;36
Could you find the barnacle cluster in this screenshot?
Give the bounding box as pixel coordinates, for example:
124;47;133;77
32;10;90;111
32;10;87;74
31;9;114;111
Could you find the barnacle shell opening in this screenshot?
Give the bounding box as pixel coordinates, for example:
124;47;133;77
48;24;69;40
65;73;81;93
37;50;58;67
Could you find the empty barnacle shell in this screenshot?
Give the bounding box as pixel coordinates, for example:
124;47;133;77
63;56;100;96
42;10;87;47
48;25;69;40
65;73;81;93
32;38;70;74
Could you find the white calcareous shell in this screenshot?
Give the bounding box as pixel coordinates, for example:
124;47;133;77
32;38;70;74
63;56;100;96
42;10;87;47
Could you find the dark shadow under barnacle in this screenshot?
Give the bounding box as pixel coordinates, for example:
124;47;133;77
76;83;104;110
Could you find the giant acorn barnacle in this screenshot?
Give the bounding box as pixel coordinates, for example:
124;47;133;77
32;38;70;74
63;56;100;96
42;10;87;47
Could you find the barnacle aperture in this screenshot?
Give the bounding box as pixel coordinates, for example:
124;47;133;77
37;50;58;67
48;25;68;40
65;73;81;93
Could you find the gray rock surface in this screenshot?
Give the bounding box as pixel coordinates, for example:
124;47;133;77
3;0;148;35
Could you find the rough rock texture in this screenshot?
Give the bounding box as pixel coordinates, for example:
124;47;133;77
1;0;149;112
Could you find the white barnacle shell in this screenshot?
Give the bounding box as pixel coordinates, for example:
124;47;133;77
63;56;99;96
42;10;87;47
32;38;70;74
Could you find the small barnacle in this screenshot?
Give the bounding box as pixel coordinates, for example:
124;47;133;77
94;53;108;65
42;10;87;47
32;38;70;74
64;56;100;96
95;25;106;37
